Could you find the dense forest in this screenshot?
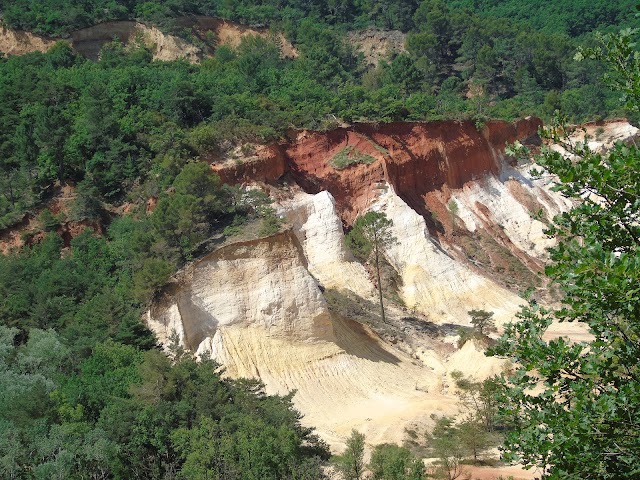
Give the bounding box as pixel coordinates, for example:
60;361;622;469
0;0;639;478
449;0;637;36
1;0;636;230
1;0;636;36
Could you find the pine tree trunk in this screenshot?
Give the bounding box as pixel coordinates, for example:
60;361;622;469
375;244;386;324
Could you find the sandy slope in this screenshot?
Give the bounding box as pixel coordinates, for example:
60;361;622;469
373;185;525;326
148;189;520;451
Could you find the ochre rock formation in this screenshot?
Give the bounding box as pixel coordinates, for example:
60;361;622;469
212;117;564;295
147;225;464;451
70;21;201;61
214;118;543;225
149;116;617;451
147;189;513;451
211;145;286;185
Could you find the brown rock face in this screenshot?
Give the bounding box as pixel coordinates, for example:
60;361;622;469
0;25;58;55
213;118;541;225
284;129;388;224
483;117;542;149
211;145;286;185
0;17;297;61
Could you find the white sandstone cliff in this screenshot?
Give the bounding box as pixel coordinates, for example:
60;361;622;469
147;228;452;450
371;185;524;326
277;190;375;298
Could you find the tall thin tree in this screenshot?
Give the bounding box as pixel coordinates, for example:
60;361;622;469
346;211;397;324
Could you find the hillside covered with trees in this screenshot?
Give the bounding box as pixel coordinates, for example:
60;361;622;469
1;0;637;230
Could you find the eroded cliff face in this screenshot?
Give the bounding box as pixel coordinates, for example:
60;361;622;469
70;21;201;61
277;190;375;298
147;225;473;450
372;185;523;325
0;24;58;55
213;117;551;290
148;185;515;450
217;118;542;225
148;230;334;351
147;119;636;451
0;17;297;62
211;145;286;185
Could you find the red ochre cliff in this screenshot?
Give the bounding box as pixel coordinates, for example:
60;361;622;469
212;117;542;225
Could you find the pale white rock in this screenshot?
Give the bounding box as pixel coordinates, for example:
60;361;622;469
450;168;570;259
146;304;186;346
148;231;336;353
515;163;574;218
372;186;523;326
147;229;452;452
550;120;639;157
453;122;638;259
446;339;510;381
583;121;638;152
277;191;375;298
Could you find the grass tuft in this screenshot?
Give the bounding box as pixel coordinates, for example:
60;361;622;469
330;146;377;169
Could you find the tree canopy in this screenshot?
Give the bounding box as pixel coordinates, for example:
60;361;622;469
491;27;640;479
346;211;396;323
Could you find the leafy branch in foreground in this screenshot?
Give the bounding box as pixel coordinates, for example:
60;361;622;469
490;28;640;479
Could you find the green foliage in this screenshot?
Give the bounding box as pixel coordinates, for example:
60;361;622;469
330;146;377;170
336;429;366;480
132;257;174;302
424;416;468;480
448;0;636;36
425;372;501;473
223;214;248;237
69;179;102;221
490;28;640;479
345;211;395;262
152;162;228;260
577;27;640;115
452;373;505;455
369;443;425;480
37;208;64;232
258;207;284;237
468;309;496;336
333;431;424;480
0;327;329;479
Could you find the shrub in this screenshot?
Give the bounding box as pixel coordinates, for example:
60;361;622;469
330;146;377;169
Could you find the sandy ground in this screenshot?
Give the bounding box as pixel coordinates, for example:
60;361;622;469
465;463;538;480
